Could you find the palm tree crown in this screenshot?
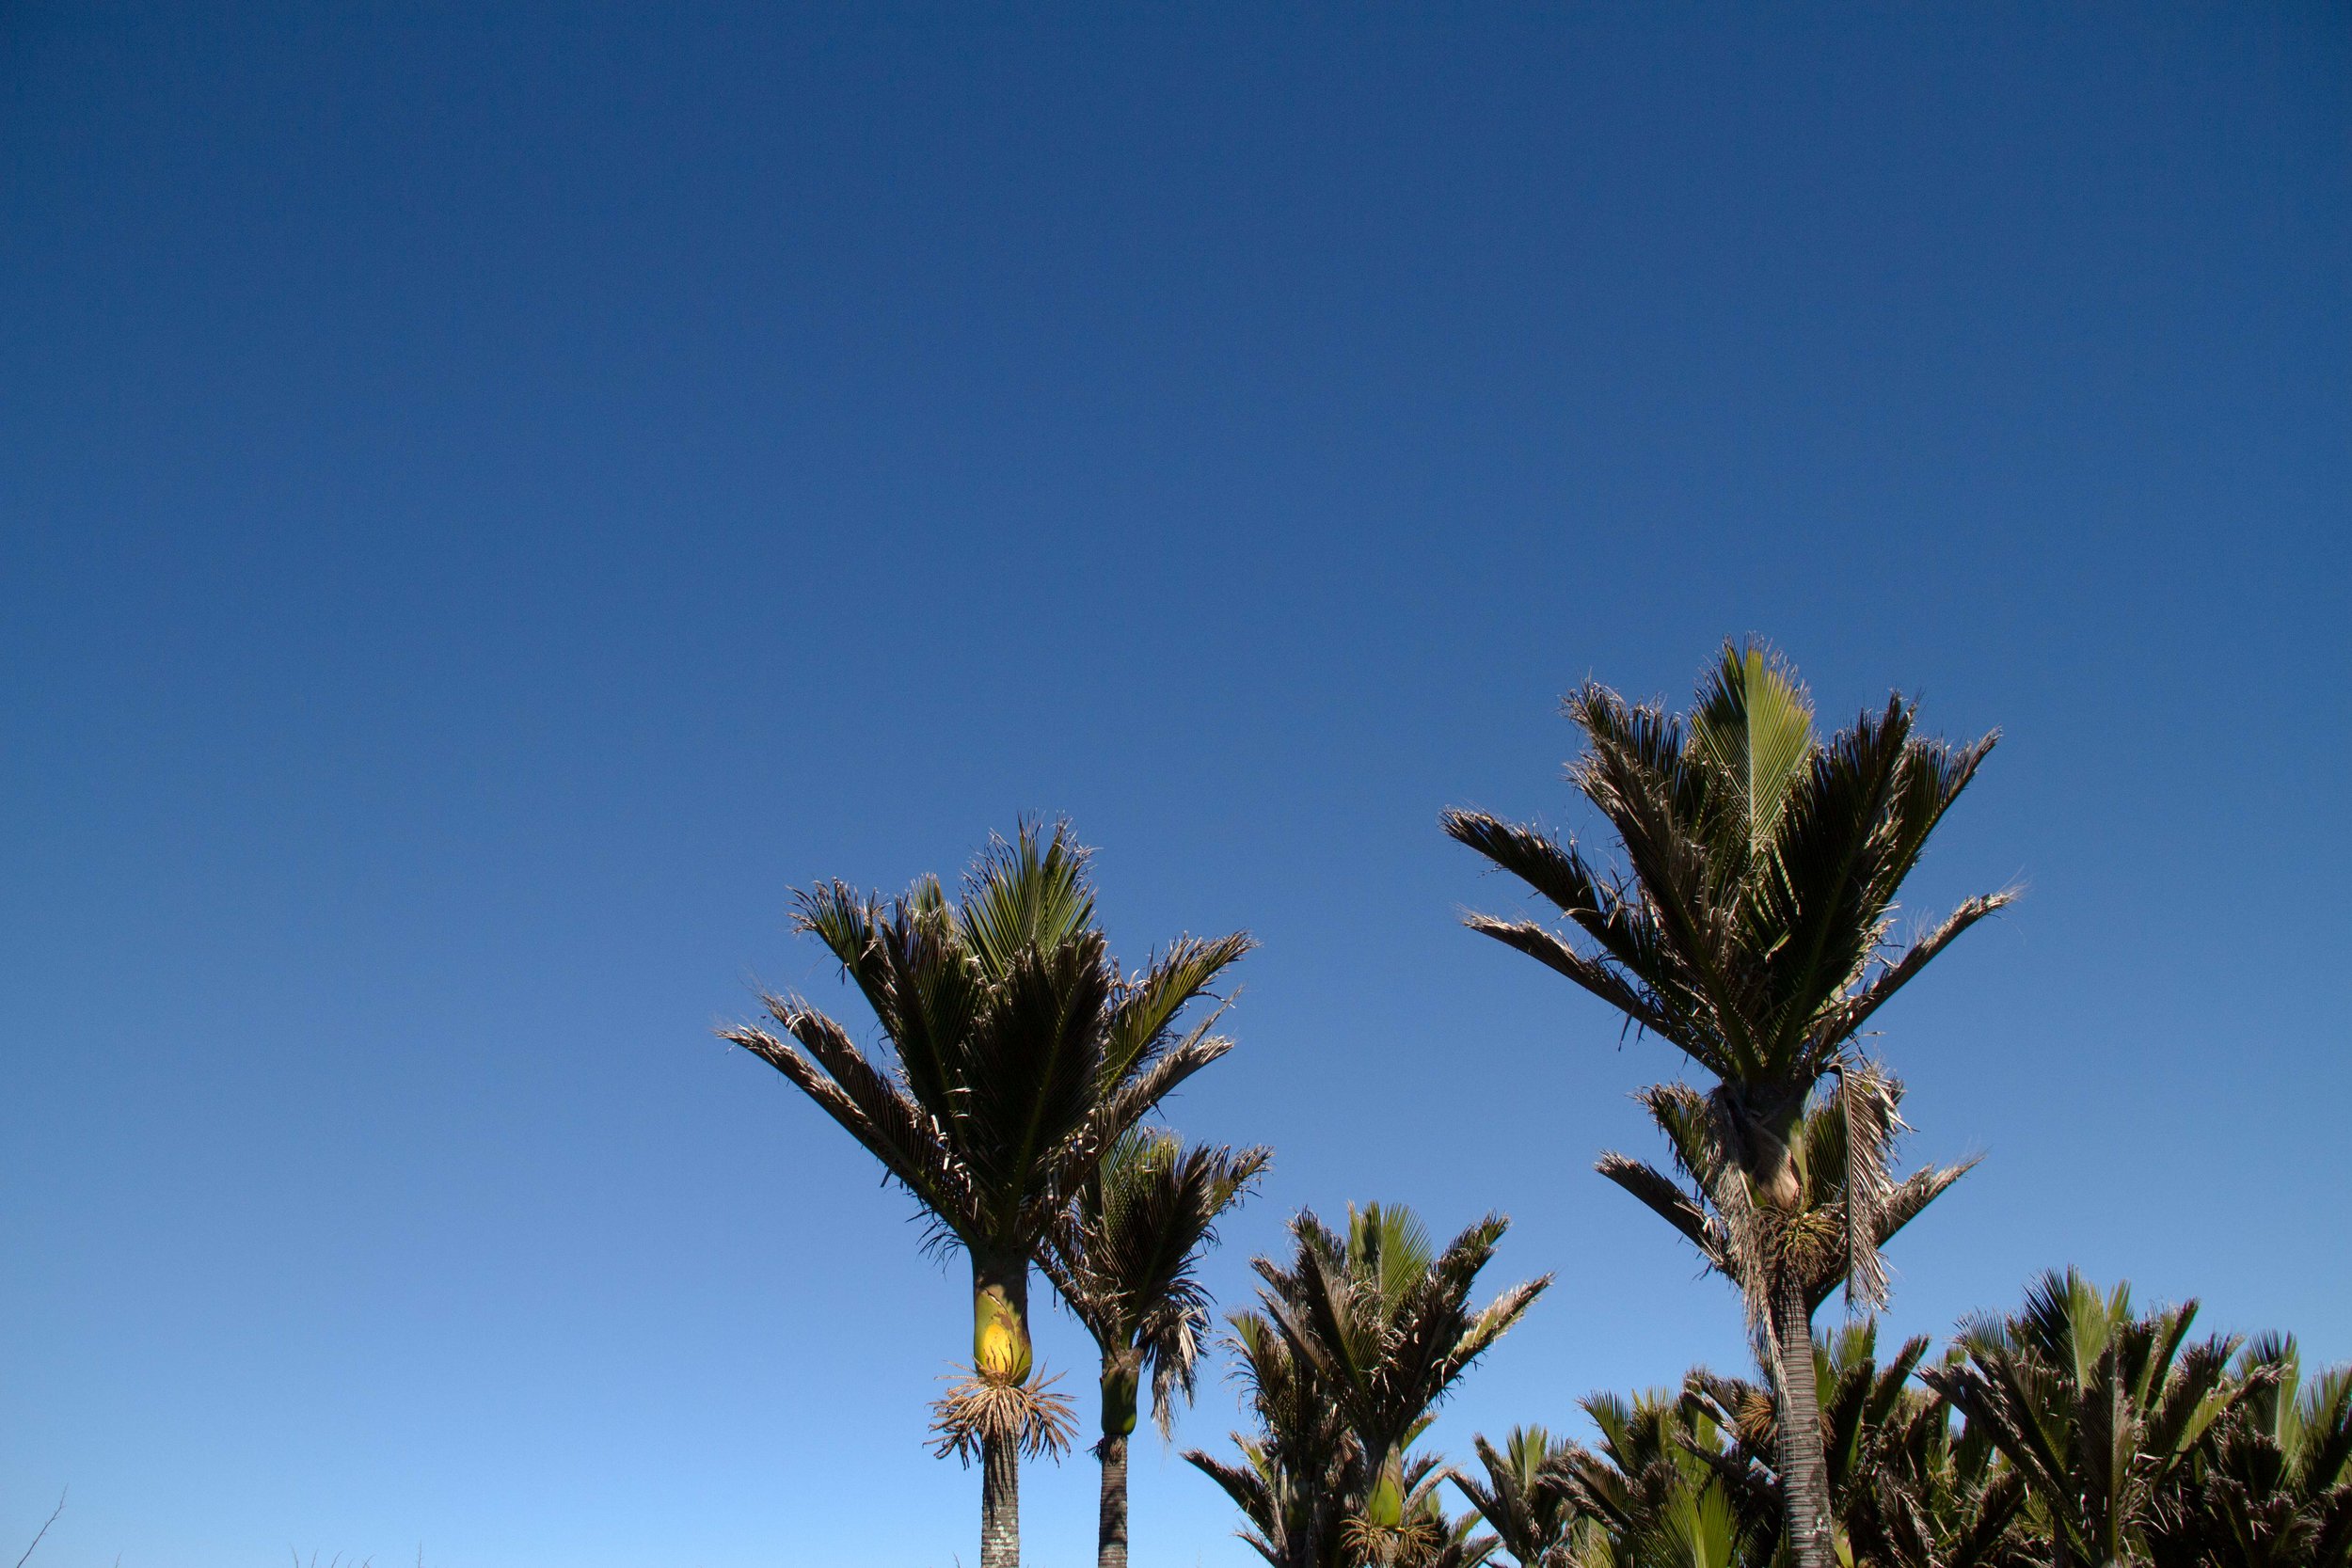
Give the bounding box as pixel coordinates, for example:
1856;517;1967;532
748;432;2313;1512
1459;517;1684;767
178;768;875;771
1042;1128;1270;1568
1922;1269;2253;1568
1189;1204;1549;1568
1044;1129;1272;1441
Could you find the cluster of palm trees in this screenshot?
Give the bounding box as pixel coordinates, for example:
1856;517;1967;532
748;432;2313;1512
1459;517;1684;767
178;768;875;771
715;643;2347;1568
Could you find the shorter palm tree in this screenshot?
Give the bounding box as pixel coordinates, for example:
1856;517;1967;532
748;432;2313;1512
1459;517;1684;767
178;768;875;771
1040;1130;1271;1568
1189;1205;1549;1568
1839;1345;2031;1568
1555;1386;1773;1568
2147;1334;2352;1568
1922;1269;2252;1568
1453;1426;1585;1568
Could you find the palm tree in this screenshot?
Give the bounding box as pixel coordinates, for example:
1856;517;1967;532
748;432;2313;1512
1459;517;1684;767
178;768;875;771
1843;1366;2033;1568
720;822;1250;1568
1554;1386;1774;1568
1039;1129;1271;1568
1453;1426;1585;1568
1444;641;2009;1568
1921;1269;2251;1568
1188;1308;1353;1568
1188;1204;1549;1568
2147;1335;2352;1567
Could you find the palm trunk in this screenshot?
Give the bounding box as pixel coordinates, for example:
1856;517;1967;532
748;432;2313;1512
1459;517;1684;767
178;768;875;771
1096;1431;1130;1568
972;1251;1032;1568
1771;1269;1835;1568
982;1431;1021;1568
1097;1350;1139;1568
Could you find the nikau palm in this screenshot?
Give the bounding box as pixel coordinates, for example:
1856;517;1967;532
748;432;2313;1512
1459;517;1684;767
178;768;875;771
1922;1269;2251;1568
1445;642;2009;1568
1452;1425;1584;1568
1189;1205;1547;1568
2153;1335;2352;1568
722;823;1250;1568
1555;1385;1773;1568
1041;1130;1270;1568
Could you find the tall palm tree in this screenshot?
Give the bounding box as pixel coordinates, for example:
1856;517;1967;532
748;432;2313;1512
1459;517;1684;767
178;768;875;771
1039;1129;1271;1568
1444;642;2009;1568
1188;1205;1549;1568
1921;1269;2250;1568
720;823;1250;1568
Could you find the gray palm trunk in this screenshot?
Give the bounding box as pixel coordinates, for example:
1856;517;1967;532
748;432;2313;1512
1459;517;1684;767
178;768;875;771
982;1435;1020;1568
1096;1432;1130;1568
1772;1271;1836;1568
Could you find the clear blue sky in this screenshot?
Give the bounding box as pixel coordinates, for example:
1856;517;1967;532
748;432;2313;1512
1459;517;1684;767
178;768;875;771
4;5;2345;1565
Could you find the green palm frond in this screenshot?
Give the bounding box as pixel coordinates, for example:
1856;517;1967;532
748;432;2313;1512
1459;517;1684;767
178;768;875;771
957;820;1096;980
1688;640;1815;873
1104;931;1256;1083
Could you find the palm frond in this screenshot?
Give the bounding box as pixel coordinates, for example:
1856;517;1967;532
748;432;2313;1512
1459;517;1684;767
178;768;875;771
1687;638;1816;871
721;1001;980;1237
1103;931;1255;1084
958;819;1097;981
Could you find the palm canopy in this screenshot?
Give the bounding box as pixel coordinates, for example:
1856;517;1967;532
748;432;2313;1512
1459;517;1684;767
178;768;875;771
1263;1206;1552;1483
1041;1128;1271;1439
722;821;1252;1375
1557;1386;1774;1568
1189;1205;1548;1568
1452;1426;1584;1568
1921;1269;2251;1568
2167;1335;2352;1567
1443;641;2005;1111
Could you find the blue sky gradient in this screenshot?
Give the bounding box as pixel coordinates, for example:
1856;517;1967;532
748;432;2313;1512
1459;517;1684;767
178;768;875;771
4;6;2347;1565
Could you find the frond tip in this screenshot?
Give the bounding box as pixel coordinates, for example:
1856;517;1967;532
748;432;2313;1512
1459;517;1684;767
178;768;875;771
928;1364;1080;1466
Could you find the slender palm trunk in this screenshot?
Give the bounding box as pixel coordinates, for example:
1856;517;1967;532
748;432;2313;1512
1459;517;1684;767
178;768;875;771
982;1432;1021;1568
972;1251;1032;1568
1771;1270;1835;1568
1096;1432;1130;1568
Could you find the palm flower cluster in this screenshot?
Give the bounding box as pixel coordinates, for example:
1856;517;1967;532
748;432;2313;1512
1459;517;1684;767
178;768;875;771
714;643;2346;1568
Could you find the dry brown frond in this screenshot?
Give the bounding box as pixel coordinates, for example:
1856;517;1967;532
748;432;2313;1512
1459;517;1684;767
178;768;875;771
928;1364;1079;1466
1732;1384;1778;1453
